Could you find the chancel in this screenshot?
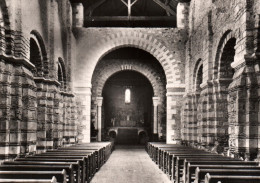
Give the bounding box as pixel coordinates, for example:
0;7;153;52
0;0;260;183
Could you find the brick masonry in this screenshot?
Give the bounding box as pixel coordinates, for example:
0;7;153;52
73;27;187;143
181;0;260;160
0;0;78;161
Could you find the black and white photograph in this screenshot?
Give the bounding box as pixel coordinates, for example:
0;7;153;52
0;0;260;182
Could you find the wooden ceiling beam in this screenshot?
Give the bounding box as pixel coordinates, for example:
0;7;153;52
85;0;108;16
86;16;176;21
165;0;170;15
152;0;176;15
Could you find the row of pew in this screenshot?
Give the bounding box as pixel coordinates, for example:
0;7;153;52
0;142;114;183
147;142;260;183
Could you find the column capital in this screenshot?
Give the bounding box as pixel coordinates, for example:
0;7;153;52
74;86;92;96
96;97;103;107
153;97;161;106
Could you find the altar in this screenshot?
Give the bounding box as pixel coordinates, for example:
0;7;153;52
107;127;147;144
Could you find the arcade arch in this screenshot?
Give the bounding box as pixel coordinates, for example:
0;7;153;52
91;47;167;143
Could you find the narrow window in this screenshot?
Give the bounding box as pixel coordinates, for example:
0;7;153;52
125;88;131;103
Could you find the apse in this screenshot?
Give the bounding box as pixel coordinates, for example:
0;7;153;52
102;71;153;144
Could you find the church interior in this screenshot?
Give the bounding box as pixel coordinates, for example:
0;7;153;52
0;0;260;182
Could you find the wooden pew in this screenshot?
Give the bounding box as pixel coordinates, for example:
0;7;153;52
147;143;177;162
185;161;259;183
0;142;113;183
46;149;99;177
188;164;260;183
44;142;113;181
163;150;217;175
14;158;85;183
147;142;260;183
38;152;95;180
150;144;182;163
0;170;66;183
0;165;74;183
175;157;239;183
0;176;57;183
57;146;105;168
147;142;166;157
157;147;200;170
30;154;92;182
167;152;220;174
48;149;100;170
3;161;80;183
204;173;260;183
168;153;225;180
75;142;113;159
195;168;260;183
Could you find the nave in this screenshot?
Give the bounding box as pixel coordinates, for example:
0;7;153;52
90;145;171;183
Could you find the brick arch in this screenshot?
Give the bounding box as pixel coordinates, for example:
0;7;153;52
82;31;180;86
213;30;237;79
91;59;166;98
30;30;48;77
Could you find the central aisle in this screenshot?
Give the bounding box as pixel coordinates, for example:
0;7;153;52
90;145;171;183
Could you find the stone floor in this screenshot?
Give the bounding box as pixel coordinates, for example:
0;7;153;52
90;145;171;183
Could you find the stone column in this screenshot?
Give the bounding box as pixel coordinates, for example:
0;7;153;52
166;85;185;144
71;3;84;27
96;97;103;142
153;97;160;137
75;86;91;143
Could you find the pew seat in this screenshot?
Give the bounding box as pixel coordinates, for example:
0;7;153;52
0;171;65;183
205;173;260;183
0;176;57;183
195;168;260;183
0;165;74;183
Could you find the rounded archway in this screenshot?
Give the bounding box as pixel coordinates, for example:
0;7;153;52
103;71;153;144
213;31;237;152
192;59;203;144
91;47;167;143
30;30;48;77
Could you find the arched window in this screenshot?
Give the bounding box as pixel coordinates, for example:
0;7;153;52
196;65;203;92
125;88;131;103
30;38;43;76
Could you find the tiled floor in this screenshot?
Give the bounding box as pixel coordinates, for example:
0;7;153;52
90;145;171;183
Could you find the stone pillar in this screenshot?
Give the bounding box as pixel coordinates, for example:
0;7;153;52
0;25;6;55
166;85;185;144
96;97;103;142
177;2;189;29
20;67;37;155
75;86;91;143
153;97;160;137
35;81;48;152
71;3;84;27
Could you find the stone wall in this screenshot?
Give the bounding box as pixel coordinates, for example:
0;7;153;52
0;0;79;161
182;0;260;160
